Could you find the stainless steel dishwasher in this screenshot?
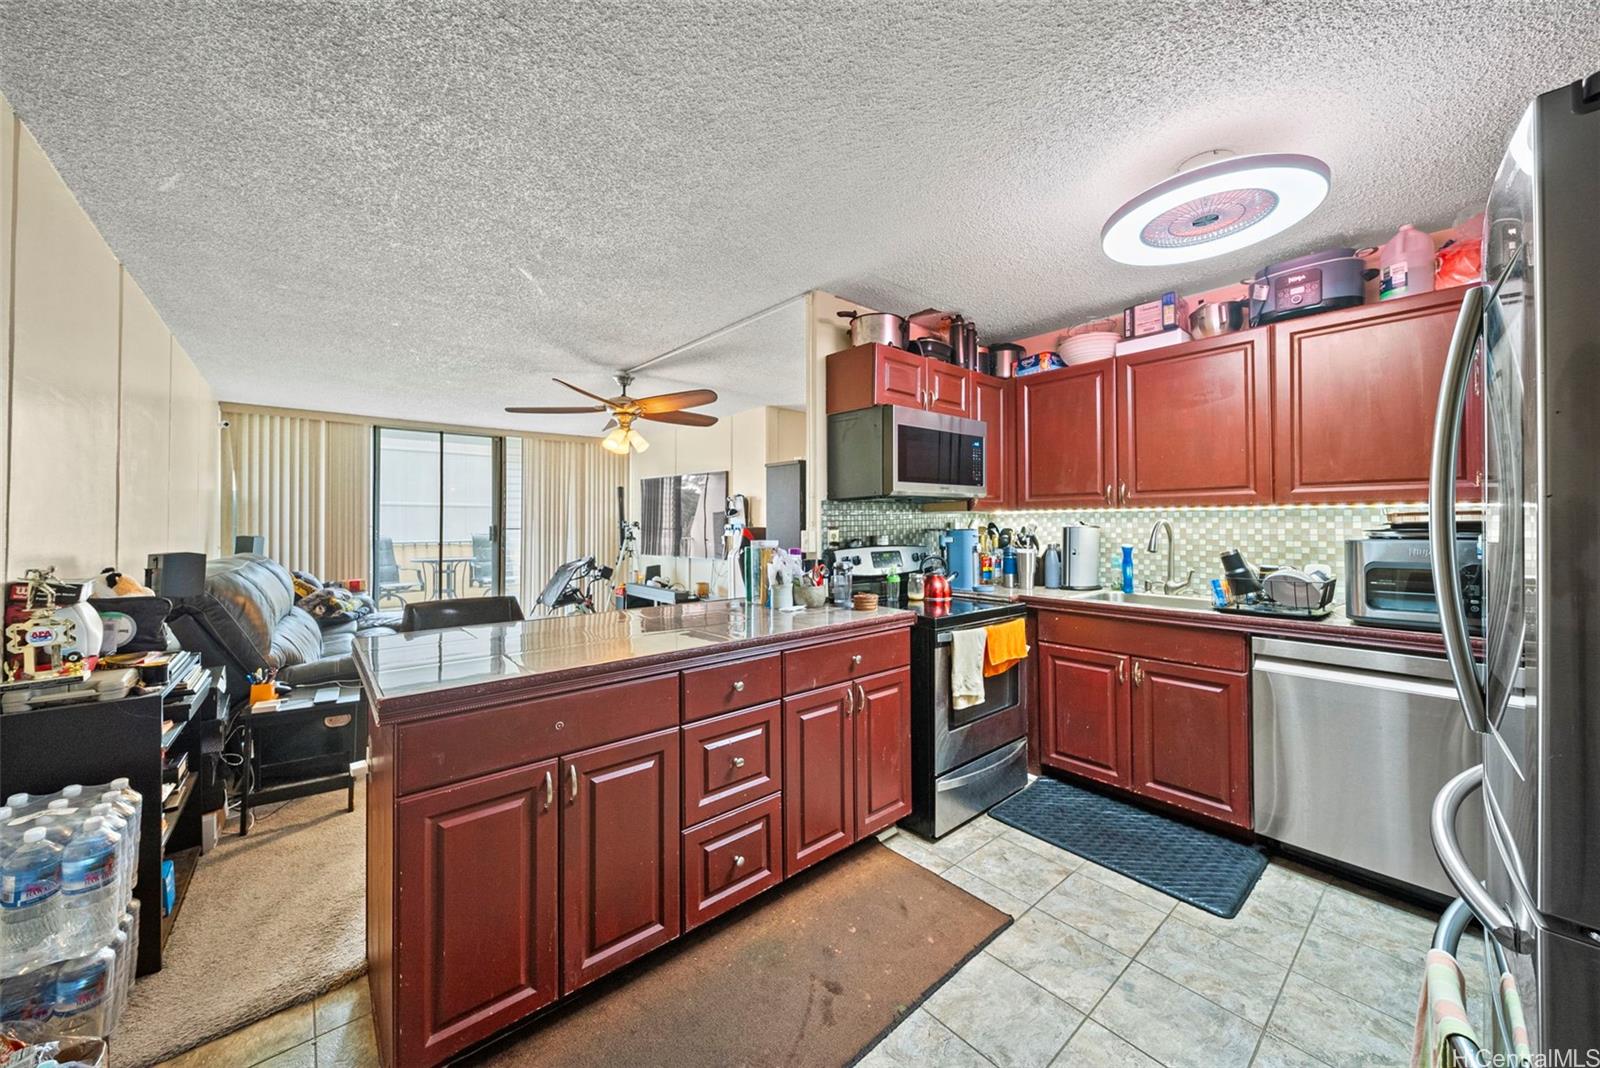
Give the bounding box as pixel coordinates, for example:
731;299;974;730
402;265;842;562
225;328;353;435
1252;637;1498;897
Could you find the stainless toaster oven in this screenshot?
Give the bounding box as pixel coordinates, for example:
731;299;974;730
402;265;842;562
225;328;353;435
1345;535;1482;632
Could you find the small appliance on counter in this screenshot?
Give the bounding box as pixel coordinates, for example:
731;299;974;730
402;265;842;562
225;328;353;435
1247;247;1372;326
1345;525;1482;632
1214;548;1337;619
1064;524;1101;590
942;528;981;591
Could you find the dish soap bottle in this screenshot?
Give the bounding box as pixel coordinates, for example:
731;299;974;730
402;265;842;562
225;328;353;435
1121;545;1135;594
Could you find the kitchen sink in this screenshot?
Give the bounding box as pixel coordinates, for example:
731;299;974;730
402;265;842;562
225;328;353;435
1079;589;1213;611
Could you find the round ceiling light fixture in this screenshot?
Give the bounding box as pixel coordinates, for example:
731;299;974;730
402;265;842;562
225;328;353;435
1101;152;1331;266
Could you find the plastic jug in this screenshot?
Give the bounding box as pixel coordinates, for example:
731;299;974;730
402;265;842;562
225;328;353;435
1377;224;1436;300
1042;545;1063;589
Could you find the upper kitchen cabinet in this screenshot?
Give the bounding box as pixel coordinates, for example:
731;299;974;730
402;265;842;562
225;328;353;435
971;372;1013;508
1271;286;1482;504
1017;361;1116;507
825;344;971;417
1116;329;1273;506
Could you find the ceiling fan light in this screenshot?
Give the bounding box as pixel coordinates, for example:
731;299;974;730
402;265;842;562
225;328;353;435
1101;153;1331;266
601;427;630;454
627;429;650;453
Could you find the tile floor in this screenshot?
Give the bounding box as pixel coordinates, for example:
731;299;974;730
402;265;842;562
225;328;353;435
154;815;1461;1068
153;978;377;1068
869;816;1473;1068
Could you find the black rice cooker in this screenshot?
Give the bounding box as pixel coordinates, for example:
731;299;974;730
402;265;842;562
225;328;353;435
1248;248;1374;326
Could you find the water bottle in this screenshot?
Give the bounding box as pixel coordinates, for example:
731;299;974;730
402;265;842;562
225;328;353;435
51;946;115;1037
99;790;139;857
1042;545;1063;589
107;779;143;836
1;828;63;969
39;800;80;849
89;806;134;910
4;794;39;816
107;928;130;1029
0;961;56;1027
59;817;120;958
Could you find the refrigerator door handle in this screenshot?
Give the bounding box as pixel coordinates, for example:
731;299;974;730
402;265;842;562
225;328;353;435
1431;764;1520;950
1428;284;1489;734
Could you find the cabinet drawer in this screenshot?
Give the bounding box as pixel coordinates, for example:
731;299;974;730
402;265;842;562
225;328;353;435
396;675;679;795
783;630;909;694
682;794;782;930
681;653;782;723
1036;611;1246;672
682;702;782;827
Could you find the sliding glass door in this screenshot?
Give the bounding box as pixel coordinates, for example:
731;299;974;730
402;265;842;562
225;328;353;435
373;428;505;607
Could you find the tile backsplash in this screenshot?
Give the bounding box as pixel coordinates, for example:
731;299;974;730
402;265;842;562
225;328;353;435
820;500;1414;591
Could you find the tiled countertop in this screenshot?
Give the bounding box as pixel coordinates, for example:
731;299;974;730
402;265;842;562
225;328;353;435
355;601;912;716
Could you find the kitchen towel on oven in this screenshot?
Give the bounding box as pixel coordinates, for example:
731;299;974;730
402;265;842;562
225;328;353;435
983;619;1029;678
950;628;987;709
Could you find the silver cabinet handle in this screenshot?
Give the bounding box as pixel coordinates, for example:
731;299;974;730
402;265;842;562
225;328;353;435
1117;660;1126;685
843;684;855;716
1432;765;1520;949
733;854;746;868
1104;484;1113;505
543;770;553;810
1118;481;1128;505
855;682;866;713
1428;284;1488;734
850;654;863;666
1132;661;1143;686
567;764;578;802
731;755;746;769
732;679;745;692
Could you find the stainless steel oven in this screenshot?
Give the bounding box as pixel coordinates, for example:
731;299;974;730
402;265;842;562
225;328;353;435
1344;534;1482;632
826;406;987;500
903;599;1028;839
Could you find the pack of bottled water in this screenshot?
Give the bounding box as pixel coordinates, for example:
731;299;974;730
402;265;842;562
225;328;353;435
0;780;143;1040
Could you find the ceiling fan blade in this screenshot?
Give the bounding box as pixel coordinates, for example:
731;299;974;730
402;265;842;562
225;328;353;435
639;409;718;427
553;378;620;407
503;405;608;414
632;388;719;414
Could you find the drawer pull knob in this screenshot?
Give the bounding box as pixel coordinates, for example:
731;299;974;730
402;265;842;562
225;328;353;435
731;755;746;769
733;854;746;868
732;680;746;692
850;654;863;666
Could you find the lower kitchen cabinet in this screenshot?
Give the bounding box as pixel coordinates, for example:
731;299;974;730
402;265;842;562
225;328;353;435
682;793;783;930
783;682;855;876
1039;643;1131;789
853;667;913;838
1129;658;1250;828
561;728;681;993
394;761;560;1068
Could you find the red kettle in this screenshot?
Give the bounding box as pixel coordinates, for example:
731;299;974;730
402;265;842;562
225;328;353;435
924;571;951;602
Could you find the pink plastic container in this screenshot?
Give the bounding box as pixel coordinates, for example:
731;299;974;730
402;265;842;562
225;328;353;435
1377;224;1436;300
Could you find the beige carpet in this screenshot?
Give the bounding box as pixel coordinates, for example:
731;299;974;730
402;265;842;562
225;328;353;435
114;782;367;1067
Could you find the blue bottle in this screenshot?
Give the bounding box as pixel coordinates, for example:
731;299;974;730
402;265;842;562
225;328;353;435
1121;545;1135;594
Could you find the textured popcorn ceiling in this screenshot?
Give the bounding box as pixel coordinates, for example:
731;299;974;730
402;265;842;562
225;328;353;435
0;2;1591;433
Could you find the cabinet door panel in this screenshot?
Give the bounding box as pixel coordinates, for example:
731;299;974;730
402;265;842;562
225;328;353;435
1038;643;1130;788
782;683;855;877
1018;363;1115;506
561;728;681;993
1118;331;1272;505
1130;660;1250;827
395;761;558;1067
972;373;1012;508
876;348;926;408
853;667;912;838
1272;287;1477;503
682;794;783;931
925;361;971;417
682;701;782;827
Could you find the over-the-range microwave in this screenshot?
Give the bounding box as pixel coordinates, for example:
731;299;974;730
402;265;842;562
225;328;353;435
826;406;986;500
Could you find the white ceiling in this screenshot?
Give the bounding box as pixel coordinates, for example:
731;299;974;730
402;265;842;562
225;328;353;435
0;2;1591;434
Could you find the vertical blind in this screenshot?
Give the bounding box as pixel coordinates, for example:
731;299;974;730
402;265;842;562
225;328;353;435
521;435;628;611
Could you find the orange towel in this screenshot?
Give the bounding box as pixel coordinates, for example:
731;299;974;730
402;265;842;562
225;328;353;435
983;619;1029;677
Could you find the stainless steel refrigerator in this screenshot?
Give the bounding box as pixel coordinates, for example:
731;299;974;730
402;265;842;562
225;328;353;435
1429;71;1600;1060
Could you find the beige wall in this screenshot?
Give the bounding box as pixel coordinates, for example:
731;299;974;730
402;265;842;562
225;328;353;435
627;405;805;591
803;290;862;551
1;95;220;580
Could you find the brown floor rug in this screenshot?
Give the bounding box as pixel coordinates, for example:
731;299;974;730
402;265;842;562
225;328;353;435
466;838;1010;1068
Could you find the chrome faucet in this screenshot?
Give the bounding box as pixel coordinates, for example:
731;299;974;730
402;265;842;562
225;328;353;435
1144;520;1195;595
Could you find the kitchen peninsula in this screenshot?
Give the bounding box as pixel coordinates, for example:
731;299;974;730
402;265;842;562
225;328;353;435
355;602;914;1068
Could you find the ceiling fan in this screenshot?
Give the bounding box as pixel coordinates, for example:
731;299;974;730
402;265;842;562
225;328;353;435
505;373;718;454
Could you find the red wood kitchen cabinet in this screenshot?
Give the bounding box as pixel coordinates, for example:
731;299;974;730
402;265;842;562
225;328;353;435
852;667;912;838
560;728;681;993
394;762;559;1068
1017;361;1117;507
825;343;970;417
1271;286;1483;504
1129;658;1250;829
1116;329;1272;506
782;681;855;876
1038;643;1131;789
971;372;1013;508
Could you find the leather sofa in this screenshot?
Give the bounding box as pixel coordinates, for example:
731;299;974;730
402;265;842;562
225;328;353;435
168;554;397;698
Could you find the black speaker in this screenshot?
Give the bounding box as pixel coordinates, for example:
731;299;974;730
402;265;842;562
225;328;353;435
234;535;265;554
146;552;207;598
